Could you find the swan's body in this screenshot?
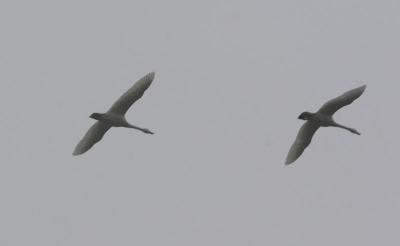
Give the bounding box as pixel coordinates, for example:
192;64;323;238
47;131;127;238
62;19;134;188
89;113;153;133
73;72;155;156
285;85;366;165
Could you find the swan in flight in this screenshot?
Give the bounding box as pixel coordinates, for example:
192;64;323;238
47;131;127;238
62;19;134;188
285;85;366;165
73;72;155;156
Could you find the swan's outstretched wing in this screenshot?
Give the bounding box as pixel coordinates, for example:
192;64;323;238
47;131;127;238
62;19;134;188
73;122;111;155
107;72;155;115
318;85;366;116
285;121;319;165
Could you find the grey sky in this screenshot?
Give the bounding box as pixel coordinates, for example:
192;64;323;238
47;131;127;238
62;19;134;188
1;0;399;245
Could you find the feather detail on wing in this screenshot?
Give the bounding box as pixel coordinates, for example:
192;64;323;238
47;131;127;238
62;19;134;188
318;85;366;116
107;72;155;115
285;121;319;165
73;122;111;155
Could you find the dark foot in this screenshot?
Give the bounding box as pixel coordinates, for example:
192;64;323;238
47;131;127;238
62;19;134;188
142;128;154;134
349;128;361;135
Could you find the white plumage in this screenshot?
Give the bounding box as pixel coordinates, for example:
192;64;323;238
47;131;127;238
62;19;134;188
73;72;155;156
285;85;366;165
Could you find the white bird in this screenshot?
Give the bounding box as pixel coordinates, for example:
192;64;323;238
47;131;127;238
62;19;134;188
285;85;366;165
73;72;155;156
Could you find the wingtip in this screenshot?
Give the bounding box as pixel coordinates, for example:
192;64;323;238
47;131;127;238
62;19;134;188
147;71;156;80
72;147;84;156
285;155;294;165
72;150;81;156
285;160;294;166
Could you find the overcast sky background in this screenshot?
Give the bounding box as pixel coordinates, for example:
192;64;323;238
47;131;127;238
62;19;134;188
1;0;400;245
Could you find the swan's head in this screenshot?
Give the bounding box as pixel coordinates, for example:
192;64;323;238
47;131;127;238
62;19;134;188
298;111;313;120
90;113;103;120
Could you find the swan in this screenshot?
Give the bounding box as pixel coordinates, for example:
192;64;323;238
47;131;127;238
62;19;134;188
73;72;155;156
285;85;366;165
